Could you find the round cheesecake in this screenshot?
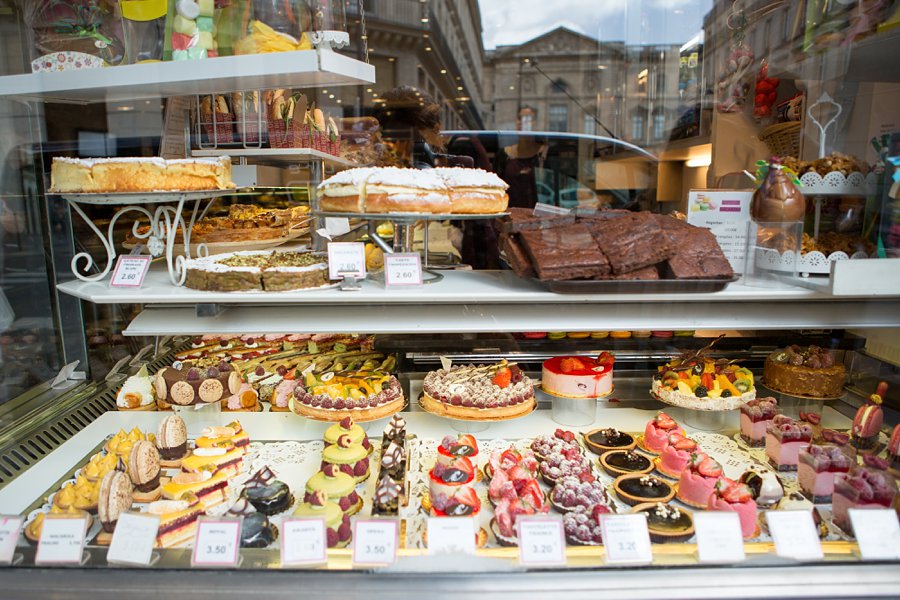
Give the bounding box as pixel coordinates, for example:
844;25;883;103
542;354;613;399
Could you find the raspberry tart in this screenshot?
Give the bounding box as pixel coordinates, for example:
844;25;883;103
540;446;595;485
549;475;611;513
492;495;551;546
421;360;535;420
640;412;685;454
676;453;724;508
541;352;614;398
530;429;580;461
563;504;613;546
739;397;778;447
707;479;758;538
290;370;405;422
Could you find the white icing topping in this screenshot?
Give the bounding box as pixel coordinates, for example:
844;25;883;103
433;167;509;190
116;373;154;407
53;156;229;168
192;447;227;457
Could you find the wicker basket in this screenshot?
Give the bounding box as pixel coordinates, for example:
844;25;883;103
759;121;801;158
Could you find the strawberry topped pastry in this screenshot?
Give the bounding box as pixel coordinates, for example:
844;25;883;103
487;449;544;507
676;453;725;508
656;434;700;479
550;475;611;513
541;352;614;399
437;434;479;465
708;479;758;538
765;415;813;471
485;446;537;481
429;456;480;517
641;412;685;454
851;382;886;453
492;492;551;546
563;504;613;546
798;438;856;503
421;360;535;420
530;429;580;460
651;335;755;410
739;397;778;447
832;456;897;534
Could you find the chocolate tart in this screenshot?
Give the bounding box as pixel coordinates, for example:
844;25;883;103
614;474;675;506
600;450;654;478
240;512;278;548
632;502;694;543
243;480;294;515
583;428;636;456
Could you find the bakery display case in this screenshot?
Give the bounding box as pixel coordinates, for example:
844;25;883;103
1;1;900;599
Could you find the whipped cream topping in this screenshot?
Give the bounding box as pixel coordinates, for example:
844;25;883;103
116;371;154;408
433;167;509;190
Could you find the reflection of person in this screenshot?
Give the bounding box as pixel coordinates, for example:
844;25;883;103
373;86;445;168
501;106;547;209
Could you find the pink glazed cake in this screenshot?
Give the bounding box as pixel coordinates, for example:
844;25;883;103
641;412;685;454
739;397;778;447
765;415;813;472
708;479;758;539
676;453;724;508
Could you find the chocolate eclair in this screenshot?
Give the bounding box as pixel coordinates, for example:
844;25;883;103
128;440;162;502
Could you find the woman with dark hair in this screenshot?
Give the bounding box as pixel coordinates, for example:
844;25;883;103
373;85;445;168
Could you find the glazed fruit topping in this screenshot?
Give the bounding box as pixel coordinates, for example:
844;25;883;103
559;357;587;373
742;397;778;421
862;454;890;471
673;436;698;452
555;429;576;443
492;367;512;388
772;345;836;368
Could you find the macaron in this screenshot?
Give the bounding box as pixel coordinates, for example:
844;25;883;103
548;332;567;340
322;434;370;483
156;414;189;467
97;467;133;537
610;331;632;339
674;331;696;337
128;440;162;502
651;331;674;338
632;330;652;338
567;332;590;339
522;332;548;339
590;331;610;339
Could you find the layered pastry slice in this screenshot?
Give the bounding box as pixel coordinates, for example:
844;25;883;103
162;470;230;510
181;445;244;478
832;457;897;534
739;397;778;447
195;422;251;454
765;415;813;471
146;494;204;548
798;439;856;504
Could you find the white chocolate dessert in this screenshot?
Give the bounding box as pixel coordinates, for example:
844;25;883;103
49;156;234;193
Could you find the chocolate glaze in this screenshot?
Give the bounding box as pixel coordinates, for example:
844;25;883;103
134;472;161;493
158;442;188;461
239;512;276;548
588;429;634;448
243;481;292;515
605;451;651;472
618;477;671;499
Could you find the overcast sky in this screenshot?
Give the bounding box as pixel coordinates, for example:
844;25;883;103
479;0;714;48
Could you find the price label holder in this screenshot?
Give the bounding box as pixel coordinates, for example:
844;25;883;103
281;518;328;567
849;509;900;560
191;517;242;568
600;514;653;565
0;516;24;566
383;253;423;287
328;242;366;291
352;519;398;567
109;255;152;288
765;510;823;561
35;515;89;566
427;517;475;555
107;512;160;567
693;512;746;564
517;516;567;567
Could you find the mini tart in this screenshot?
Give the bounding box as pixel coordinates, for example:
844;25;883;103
24;508;92;544
600;450;654;478
292;394;405;422
583;428;636;455
421;392;535;420
632;502;695;543
614;474;675;506
490;518;518;547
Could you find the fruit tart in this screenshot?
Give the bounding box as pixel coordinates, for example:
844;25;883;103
290;369;405;422
540;446;595;486
530;429;580;461
421;360;535;420
487;448;544;509
492;496;551;546
707;479;758;538
550;475;611;513
562;504;612;546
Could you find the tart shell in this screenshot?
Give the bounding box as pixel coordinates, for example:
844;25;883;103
599;451;654;478
632;502;695;543
291;395;405;422
420;392;536;421
613;473;675;506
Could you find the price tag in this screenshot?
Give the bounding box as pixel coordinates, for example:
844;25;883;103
766;510;823;560
384;253;423;287
35;516;87;565
352;519;398;567
600;514;653;565
327;242;367;280
281;518;328;566
694;512;746;563
191;517;241;567
0;516;24;565
849;509;900;560
517;516;566;566
107;512;159;566
427;517;475;555
109;255;151;288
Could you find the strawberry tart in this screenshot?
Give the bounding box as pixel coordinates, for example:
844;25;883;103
541;352;614;399
656;434;700;479
798;440;856;504
765;415;813;471
421;360;535;420
486;447;547;545
739;397;778;447
832;456;897;534
429;456;481;517
708;479;758;538
540;446;596;485
640;412;685;454
676;453;724;508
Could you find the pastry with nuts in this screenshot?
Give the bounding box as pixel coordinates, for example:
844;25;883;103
155;359;240;407
633;502;695;543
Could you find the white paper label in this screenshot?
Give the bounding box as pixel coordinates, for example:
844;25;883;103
352;519;398;566
427;517;475;555
107;512;159;566
281;518;328;566
0;516;24;565
694;512;746;563
384;253;423;287
35;516;87;565
766;510;823;560
191;518;241;567
517;517;566;566
686;189;752;271
439;356;452;371
600;514;653;564
110;255;152;288
324;217;351;237
849;509;900;560
327;242;367;279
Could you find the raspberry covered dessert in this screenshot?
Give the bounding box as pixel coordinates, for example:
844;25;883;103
429;455;480;517
530;429;580;460
832;456;898;534
486;447;539;489
550;475;611;512
739;397;778;447
656;434;699;479
765;415;813;471
676;453;724;508
539;446;595;485
421;360;535;420
641;412;686;454
541;352;614;399
708;479;758;538
563;504;613;546
798;432;856;504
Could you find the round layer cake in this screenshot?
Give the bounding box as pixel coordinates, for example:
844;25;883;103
317;167;451;214
541;353;614;399
184;250;328;292
763;345;845;398
432;167;509;214
421;361;535;420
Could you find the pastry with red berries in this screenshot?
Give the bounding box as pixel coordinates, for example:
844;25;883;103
639;412;685;454
708;479;758;538
676;453;725;508
321;434;371;483
530;429;580;461
562;504;612;546
421;359;535;420
429;456;481;517
550;475;611;513
541;352;614;399
832;455;897;535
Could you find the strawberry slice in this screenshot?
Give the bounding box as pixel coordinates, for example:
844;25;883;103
492;367;512;388
591;504;612;522
656;412;677;430
555;429;576;443
800;411;821;425
595;352;614;365
674;437;697;451
455;486;481;510
457;434;478;451
698;456;723;478
559;357;587;373
722;482;752;504
519;478;544;508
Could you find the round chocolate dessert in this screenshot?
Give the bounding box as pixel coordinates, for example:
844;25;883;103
633;502;694;543
584;428;636;455
763;345;846;398
600;450;653;477
614;474;675;506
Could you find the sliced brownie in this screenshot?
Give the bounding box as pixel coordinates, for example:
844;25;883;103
500;206;576;234
595;265;660;280
586;211;674;274
499;233;535;278
654;215;734;279
518;224;611;280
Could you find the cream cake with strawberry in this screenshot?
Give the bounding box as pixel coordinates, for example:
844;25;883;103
421;359;535;420
429;455;481;516
676;453;725;508
640;412;685;454
656;434;700;479
708;479;758;538
541;352;614;398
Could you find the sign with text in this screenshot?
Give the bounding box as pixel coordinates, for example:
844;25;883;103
35;516;87;565
110;255;152;288
694;512;746;563
427;517;475;555
384;253;423;287
600;514;653;565
191;517;241;567
281;518;328;566
517;516;566;566
849;509;900;560
352;519;398;567
327;242;367;280
0;516;24;565
107;511;159;566
687;189;752;271
766;510;823;561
